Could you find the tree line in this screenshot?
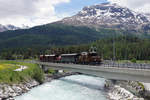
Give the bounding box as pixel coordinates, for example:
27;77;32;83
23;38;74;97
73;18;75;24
0;35;150;60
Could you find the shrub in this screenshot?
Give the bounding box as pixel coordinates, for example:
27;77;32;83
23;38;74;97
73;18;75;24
131;58;136;63
33;66;44;84
47;69;57;75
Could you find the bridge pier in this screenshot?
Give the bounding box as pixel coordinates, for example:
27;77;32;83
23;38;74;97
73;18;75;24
40;65;64;74
40;65;48;72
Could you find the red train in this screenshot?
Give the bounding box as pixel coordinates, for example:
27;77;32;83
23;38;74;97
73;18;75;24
40;51;102;65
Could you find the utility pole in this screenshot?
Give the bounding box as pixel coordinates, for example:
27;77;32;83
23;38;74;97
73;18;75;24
124;32;127;61
113;30;116;61
124;32;129;62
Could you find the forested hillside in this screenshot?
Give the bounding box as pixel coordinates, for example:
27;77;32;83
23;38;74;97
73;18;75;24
1;35;150;60
0;24;121;49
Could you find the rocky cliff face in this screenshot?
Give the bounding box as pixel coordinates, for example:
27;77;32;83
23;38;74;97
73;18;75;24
58;3;150;32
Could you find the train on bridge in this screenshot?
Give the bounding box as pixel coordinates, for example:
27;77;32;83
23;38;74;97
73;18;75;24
39;51;102;65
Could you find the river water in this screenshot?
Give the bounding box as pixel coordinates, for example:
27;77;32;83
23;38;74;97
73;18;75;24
15;75;109;100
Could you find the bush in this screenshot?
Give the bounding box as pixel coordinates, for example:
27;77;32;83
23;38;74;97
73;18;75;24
131;58;136;63
47;69;57;75
33;66;44;84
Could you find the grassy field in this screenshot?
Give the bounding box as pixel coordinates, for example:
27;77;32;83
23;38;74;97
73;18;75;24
0;61;44;84
0;64;18;70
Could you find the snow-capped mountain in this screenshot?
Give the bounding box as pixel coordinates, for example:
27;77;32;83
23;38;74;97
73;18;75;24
59;3;150;32
0;24;20;32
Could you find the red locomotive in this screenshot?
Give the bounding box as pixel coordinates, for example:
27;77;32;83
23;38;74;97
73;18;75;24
78;51;101;64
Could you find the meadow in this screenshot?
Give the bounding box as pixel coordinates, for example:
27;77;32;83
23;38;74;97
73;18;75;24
0;61;44;84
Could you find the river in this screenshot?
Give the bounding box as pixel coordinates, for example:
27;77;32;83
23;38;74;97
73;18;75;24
15;75;109;100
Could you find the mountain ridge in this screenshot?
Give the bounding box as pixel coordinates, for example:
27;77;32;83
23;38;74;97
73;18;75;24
0;24;20;32
58;3;150;32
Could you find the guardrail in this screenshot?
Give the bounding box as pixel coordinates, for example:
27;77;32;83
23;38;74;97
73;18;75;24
38;61;150;70
103;63;150;69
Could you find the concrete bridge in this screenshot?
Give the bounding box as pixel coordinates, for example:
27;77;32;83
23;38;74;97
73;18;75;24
36;62;150;83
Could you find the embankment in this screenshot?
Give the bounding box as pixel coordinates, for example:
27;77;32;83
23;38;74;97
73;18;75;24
105;80;150;100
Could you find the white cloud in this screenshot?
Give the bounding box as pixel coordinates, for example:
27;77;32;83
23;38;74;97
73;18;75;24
0;0;70;27
108;0;150;13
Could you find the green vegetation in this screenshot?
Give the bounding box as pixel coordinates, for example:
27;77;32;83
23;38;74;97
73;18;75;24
0;63;19;70
116;60;150;64
0;24;117;49
136;60;150;64
47;69;57;75
0;61;44;84
92;35;150;60
130;58;137;63
137;82;145;91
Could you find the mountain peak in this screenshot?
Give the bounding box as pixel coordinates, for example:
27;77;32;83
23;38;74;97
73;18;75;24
59;3;150;32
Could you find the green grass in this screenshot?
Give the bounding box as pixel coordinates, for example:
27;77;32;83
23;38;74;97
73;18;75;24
136;60;150;64
0;61;44;84
116;60;150;64
47;69;57;75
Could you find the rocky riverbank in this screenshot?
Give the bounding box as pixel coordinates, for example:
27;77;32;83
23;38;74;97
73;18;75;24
0;80;39;100
105;80;150;100
0;72;78;100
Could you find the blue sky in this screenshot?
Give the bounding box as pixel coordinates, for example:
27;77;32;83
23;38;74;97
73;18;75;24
55;0;108;17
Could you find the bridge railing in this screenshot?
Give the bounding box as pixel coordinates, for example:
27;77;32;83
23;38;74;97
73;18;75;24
103;62;150;69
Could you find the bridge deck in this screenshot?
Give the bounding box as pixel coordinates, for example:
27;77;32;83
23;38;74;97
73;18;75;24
37;62;150;83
